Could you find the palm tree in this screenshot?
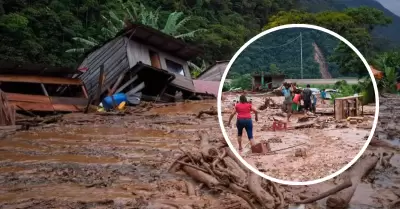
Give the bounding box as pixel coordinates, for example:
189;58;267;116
66;2;206;54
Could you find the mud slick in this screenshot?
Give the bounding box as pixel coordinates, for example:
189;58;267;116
221;93;376;182
0;97;399;209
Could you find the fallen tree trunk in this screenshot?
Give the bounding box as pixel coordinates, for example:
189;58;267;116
172;131;279;209
248;161;275;208
295;179;352;204
197;110;217;118
326;154;379;209
182;166;220;188
369;139;400;151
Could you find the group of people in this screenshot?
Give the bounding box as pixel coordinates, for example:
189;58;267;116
226;83;327;153
281;83;326;122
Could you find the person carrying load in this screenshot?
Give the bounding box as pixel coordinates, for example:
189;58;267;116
281;82;294;122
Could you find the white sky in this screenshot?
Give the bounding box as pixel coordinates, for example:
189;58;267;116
375;0;400;16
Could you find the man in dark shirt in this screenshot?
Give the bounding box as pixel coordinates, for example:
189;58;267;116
302;84;312;112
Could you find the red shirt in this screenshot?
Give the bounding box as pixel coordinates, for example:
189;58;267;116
397;83;400;90
236;103;252;119
293;94;301;104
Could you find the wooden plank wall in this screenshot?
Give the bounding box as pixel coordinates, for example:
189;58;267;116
79;37;129;99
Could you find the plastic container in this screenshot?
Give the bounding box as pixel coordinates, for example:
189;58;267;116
102;93;127;110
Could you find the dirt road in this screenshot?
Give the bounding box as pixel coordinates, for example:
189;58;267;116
221;93;375;181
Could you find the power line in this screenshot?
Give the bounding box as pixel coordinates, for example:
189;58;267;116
263;34;302;50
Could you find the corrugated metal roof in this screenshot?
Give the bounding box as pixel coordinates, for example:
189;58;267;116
125;24;202;61
79;23;202;64
197;61;229;81
193;80;220;97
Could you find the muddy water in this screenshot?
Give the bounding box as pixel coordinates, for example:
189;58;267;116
0;101;223;208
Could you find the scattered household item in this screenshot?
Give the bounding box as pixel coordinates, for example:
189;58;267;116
272;121;287;131
126;92;142;105
102;93;127;110
117;101;126;110
251;142;271;154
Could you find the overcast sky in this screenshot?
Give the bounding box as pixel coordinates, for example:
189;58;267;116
375;0;400;16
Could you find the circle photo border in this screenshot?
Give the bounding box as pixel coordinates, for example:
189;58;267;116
217;24;380;186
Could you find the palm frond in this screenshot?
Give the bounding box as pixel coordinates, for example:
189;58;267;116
109;11;125;28
101;27;117;38
174;29;207;39
121;0;135;21
175;16;194;32
101;15;119;33
65;48;86;53
162;12;184;35
72;37;99;47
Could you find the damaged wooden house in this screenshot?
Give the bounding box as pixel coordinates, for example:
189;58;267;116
0;62;88;113
77;23;203;105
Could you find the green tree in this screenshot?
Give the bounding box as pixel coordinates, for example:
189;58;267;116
230;74;253;90
67;2;206;53
269;63;281;74
373;51;400;93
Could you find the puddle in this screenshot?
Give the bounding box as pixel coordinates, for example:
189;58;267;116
14;127;178;141
150;101;215;114
0;141;42;150
0;184;133;203
0;151;120;164
0;166;26;173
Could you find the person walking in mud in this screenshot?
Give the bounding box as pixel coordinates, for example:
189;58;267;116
282;83;293;122
302;84;312;112
227;95;258;153
320;89;327;104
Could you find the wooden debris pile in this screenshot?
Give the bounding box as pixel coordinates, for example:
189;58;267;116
0;89;15;126
197;106;218;118
293;153;381;208
169;132;285;209
258;97;279;111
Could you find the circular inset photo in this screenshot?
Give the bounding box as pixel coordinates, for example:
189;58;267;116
218;24;379;185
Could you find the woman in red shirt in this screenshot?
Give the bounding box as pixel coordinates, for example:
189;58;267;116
228;95;258;152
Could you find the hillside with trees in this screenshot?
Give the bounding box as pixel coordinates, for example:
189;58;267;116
0;0;295;69
229;28;349;79
0;0;398;82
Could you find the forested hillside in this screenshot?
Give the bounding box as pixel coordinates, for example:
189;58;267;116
0;0;295;68
229;28;353;79
299;0;400;45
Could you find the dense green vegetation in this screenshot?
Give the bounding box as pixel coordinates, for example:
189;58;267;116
0;0;399;100
229;28;347;79
0;0;295;68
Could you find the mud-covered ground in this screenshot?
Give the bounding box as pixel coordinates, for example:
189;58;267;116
0;101;231;208
0;98;398;209
221;93;376;182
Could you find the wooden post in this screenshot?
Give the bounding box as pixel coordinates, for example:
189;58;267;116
108;73;125;96
154;76;174;103
95;64;105;105
40;83;49;96
81;85;89;99
116;75;138;94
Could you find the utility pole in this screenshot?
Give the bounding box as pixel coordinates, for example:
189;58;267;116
300;32;303;79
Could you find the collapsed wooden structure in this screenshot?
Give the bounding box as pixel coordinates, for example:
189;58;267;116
76;23;203;103
0;63;88;113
